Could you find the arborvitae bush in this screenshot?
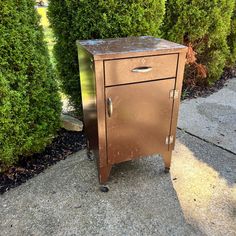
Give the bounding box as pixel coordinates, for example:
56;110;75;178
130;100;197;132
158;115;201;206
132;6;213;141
48;0;165;113
227;4;236;67
0;0;61;169
163;0;235;85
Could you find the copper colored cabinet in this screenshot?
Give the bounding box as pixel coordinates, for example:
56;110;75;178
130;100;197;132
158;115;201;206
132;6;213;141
77;36;187;184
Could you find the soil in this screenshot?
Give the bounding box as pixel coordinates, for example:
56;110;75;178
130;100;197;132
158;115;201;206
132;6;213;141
0;129;86;194
182;67;236;100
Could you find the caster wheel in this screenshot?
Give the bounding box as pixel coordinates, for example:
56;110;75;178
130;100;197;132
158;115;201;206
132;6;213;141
87;149;94;161
100;186;109;193
164;167;170;173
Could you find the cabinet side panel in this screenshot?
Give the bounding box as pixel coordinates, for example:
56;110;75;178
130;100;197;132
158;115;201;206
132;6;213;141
170;51;187;150
78;46;98;151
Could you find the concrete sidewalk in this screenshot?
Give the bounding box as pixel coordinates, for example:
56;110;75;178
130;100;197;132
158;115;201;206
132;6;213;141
178;78;236;153
0;79;236;236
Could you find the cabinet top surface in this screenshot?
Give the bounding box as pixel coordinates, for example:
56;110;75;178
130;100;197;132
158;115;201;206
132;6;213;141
77;36;187;60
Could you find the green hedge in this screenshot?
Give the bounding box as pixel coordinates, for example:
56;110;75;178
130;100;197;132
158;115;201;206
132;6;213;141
0;0;61;168
227;4;236;67
163;0;235;84
48;0;166;113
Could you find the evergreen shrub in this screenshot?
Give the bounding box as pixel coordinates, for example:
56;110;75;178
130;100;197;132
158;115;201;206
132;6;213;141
0;0;61;169
163;0;235;85
227;4;236;67
48;0;166;113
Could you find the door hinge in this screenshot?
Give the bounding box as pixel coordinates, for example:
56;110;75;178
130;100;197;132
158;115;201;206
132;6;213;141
165;135;174;145
170;89;179;99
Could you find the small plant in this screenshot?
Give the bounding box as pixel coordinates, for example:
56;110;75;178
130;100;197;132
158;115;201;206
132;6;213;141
0;0;61;170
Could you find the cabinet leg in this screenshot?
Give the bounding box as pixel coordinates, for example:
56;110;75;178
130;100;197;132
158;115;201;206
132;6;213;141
161;150;172;173
99;165;112;184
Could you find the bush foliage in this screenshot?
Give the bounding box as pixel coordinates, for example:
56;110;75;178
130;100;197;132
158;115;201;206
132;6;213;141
0;0;61;168
48;0;166;113
163;0;235;85
227;4;236;67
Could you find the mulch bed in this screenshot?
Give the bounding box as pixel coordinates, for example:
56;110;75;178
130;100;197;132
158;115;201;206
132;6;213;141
182;67;236;100
0;129;86;195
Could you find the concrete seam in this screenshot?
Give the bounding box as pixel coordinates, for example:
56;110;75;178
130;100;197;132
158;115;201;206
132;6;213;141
177;127;236;156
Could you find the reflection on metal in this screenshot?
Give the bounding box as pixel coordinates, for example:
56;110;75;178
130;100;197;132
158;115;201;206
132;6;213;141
131;66;153;73
107;98;113;117
165;135;174;145
170;89;179;99
77;36;187;184
77;43;98;151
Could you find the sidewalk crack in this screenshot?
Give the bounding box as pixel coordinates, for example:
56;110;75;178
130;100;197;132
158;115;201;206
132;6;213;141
177;127;236;156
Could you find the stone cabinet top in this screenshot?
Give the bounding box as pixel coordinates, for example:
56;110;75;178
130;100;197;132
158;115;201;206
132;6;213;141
77;36;187;60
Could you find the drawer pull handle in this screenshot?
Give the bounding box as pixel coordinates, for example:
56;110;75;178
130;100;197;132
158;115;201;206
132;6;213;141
131;66;152;73
107;98;113;117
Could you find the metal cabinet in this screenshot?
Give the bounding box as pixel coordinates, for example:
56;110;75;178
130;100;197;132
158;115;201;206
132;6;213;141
77;36;187;184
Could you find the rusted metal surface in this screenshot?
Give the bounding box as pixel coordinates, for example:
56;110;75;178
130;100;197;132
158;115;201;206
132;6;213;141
78;36;187;60
77;36;187;183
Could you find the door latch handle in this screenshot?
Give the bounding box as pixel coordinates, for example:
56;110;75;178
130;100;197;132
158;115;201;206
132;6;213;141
107;97;113;117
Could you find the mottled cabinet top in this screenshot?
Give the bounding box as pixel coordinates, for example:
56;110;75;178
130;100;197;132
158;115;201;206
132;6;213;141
77;36;187;60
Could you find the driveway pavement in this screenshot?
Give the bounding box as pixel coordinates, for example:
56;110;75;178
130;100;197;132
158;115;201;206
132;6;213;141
0;78;235;236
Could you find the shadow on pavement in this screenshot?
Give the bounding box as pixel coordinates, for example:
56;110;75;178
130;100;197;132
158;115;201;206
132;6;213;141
0;150;202;235
176;130;236;186
171;130;236;235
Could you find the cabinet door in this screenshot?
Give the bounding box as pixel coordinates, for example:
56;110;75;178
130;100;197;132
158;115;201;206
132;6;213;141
105;79;175;164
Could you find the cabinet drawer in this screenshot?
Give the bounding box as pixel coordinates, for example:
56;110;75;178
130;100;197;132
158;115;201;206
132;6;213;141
105;54;178;86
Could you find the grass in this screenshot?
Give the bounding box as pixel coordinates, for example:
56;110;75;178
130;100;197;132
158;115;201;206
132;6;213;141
37;7;67;101
37;7;55;65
